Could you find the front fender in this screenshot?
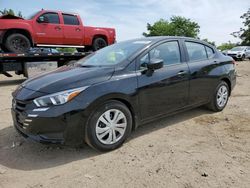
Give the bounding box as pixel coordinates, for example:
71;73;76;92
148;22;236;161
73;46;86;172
0;20;34;42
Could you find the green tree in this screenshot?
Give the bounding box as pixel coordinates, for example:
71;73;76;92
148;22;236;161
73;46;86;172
202;38;216;46
0;8;15;16
0;8;23;18
143;16;200;38
217;41;237;51
231;8;250;45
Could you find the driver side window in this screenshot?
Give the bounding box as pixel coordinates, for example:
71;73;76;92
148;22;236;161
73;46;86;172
139;41;181;67
38;13;60;24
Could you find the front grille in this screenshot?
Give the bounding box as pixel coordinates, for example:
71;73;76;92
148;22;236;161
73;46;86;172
13;99;31;129
13;99;26;112
15;108;32;129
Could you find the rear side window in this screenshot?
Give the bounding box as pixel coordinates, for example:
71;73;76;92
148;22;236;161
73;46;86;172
63;14;79;25
185;42;207;61
205;46;215;59
39;13;60;24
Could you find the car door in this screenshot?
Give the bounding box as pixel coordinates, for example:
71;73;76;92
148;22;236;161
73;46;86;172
33;12;63;44
184;41;217;105
62;14;83;45
246;47;250;58
136;40;190;121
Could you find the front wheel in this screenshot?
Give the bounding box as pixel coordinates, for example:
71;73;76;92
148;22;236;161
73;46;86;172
206;81;229;112
240;54;245;61
85;101;132;151
4;33;31;53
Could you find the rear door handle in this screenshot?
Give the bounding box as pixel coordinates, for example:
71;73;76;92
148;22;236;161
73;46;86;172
75;28;81;31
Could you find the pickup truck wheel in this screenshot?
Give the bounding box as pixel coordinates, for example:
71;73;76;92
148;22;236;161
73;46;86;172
92;38;107;51
4;33;31;53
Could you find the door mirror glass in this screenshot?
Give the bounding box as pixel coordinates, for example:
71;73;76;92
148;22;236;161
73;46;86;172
147;59;164;70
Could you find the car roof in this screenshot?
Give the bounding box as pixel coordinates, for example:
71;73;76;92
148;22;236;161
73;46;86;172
126;36;216;49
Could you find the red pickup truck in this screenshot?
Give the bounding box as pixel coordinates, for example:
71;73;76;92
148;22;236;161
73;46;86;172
0;10;116;53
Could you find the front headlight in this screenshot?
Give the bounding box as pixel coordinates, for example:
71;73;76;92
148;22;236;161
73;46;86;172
33;86;89;107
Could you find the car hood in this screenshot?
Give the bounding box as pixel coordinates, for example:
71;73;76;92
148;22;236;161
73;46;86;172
18;65;114;98
227;50;242;54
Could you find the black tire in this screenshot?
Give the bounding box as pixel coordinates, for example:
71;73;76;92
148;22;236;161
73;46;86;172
4;33;31;53
241;54;245;61
0;44;8;52
85;100;132;151
206;81;229;112
92;37;107;51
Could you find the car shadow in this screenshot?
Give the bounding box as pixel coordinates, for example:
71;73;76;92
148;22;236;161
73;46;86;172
0;78;26;86
0;107;212;171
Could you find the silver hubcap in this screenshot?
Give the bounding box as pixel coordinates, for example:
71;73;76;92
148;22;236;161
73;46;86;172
216;85;228;108
95;109;127;145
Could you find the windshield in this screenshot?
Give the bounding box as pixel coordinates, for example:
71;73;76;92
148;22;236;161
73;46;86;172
231;47;246;51
77;40;152;66
27;11;40;20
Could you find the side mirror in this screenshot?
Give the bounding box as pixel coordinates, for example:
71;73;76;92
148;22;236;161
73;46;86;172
37;16;49;23
147;59;164;70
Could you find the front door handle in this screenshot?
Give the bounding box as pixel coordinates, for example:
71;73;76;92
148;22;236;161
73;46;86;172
178;70;187;75
177;70;187;77
75;28;81;31
55;26;61;30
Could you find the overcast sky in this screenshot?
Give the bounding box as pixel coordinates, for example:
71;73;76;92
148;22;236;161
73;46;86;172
1;0;249;45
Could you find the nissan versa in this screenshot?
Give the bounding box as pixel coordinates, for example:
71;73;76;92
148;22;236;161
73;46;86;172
11;37;236;151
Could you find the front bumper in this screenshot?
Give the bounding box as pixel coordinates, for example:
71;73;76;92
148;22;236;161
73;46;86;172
11;106;86;145
227;53;243;59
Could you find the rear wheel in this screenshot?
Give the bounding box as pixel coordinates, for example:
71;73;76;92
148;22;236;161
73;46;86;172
206;81;229;112
92;37;107;51
4;33;31;53
85;101;132;151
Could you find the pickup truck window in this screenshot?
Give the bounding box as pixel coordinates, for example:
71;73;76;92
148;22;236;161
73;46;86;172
63;14;79;25
38;13;60;24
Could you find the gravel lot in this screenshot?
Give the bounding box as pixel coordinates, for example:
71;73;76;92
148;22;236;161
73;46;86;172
0;61;250;188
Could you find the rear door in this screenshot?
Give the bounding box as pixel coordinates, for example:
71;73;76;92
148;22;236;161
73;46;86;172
184;41;217;105
136;40;190;121
33;12;63;44
62;14;83;45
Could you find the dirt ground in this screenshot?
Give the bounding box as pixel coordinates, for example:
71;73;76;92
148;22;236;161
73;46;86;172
0;61;250;188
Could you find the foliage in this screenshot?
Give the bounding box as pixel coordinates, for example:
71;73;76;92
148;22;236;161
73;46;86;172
202;38;216;46
56;48;77;53
0;8;23;18
217;42;237;51
231;8;250;45
143;16;200;38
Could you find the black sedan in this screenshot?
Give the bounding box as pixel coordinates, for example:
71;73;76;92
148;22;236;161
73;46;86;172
12;37;236;151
